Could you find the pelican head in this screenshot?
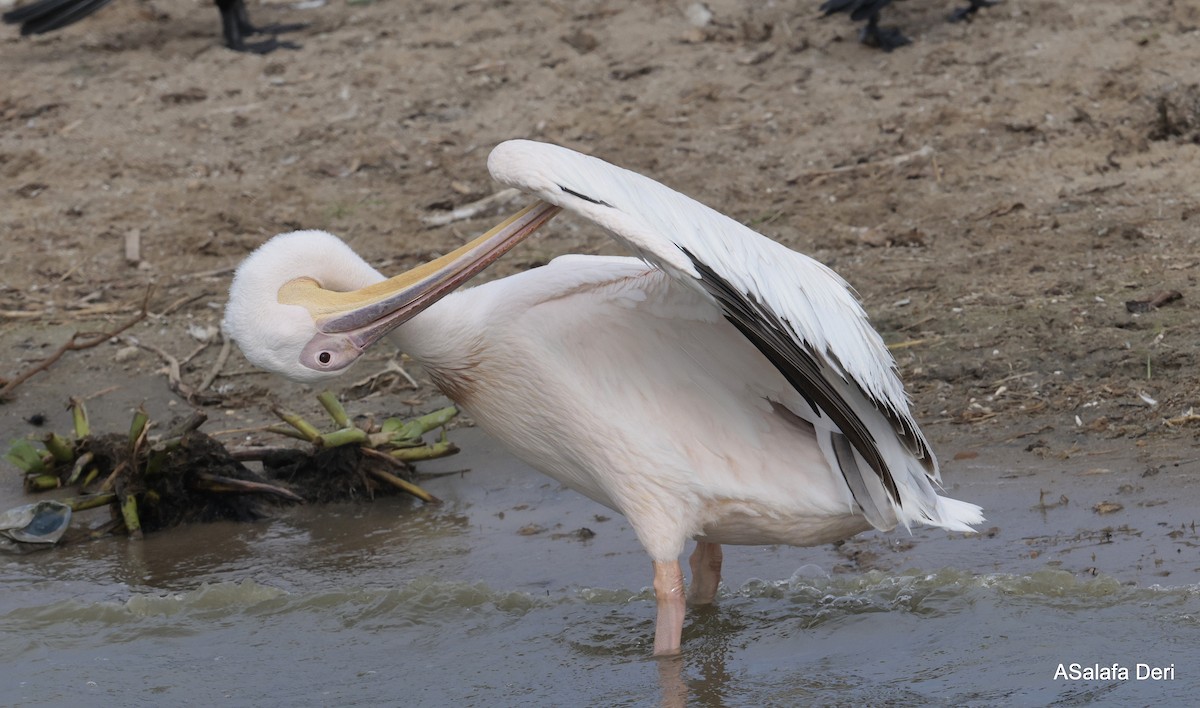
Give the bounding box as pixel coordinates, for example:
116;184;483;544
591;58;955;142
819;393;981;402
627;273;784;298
222;229;382;383
222;202;561;384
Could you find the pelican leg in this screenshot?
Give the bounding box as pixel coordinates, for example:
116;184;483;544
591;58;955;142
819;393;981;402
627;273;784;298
948;0;998;23
859;12;910;52
687;541;723;605
214;0;302;53
652;560;686;656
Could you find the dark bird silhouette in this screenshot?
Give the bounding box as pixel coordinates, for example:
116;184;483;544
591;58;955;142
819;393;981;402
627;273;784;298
820;0;997;51
2;0;304;53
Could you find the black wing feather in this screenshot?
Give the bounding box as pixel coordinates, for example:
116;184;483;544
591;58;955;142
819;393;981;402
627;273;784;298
3;0;117;34
819;0;893;22
683;249;905;514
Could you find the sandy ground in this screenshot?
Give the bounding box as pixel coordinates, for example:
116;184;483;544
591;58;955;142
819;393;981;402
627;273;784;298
2;1;1200;575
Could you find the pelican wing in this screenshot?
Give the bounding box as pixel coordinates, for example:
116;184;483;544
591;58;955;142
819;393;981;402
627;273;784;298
489;139;947;529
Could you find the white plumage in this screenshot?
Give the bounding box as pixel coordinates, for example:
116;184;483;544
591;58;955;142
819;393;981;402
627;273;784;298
223;139;982;655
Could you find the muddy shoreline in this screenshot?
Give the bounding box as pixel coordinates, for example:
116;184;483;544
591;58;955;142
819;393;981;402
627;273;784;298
2;0;1199;577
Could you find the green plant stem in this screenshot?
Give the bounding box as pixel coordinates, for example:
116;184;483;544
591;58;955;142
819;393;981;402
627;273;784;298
70;398;90;439
66;451;95;485
89;517;125;539
365;467;440;503
317;391;353;429
390;440;459;461
265;425;312;441
145;437;183;476
128;406;150;451
5;440;47;474
191;472;304;502
43;433;76;464
271;407;322;443
64;492;117;512
383;406;458;443
319;427;369;448
26;474;60;491
119;493;143;540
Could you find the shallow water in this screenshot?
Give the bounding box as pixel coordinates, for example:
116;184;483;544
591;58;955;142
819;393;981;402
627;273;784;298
3;429;1199;706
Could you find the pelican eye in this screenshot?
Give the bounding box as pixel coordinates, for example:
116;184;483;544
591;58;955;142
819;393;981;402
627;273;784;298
299;332;360;373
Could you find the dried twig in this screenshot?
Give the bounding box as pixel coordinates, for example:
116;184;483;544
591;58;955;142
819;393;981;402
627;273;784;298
420;188;521;228
198;334;232;393
192;471;305;502
155;292;210;317
83;385;120;401
390;359;420;389
1125;290;1183;314
175;265;236;282
179;340;211;368
788;146;935;184
130;338;221;405
0;290;150;401
345;359;420;398
361;447;441;503
124;229;141;265
224;445;306;461
1165;408;1200;427
131;338;184;393
0;309;47;319
886;336;940;351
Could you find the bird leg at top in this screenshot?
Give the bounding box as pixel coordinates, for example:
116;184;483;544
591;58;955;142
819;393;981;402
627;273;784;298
859;11;910;52
653;560;686;656
687;541;723;606
948;0;998;23
215;0;304;54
